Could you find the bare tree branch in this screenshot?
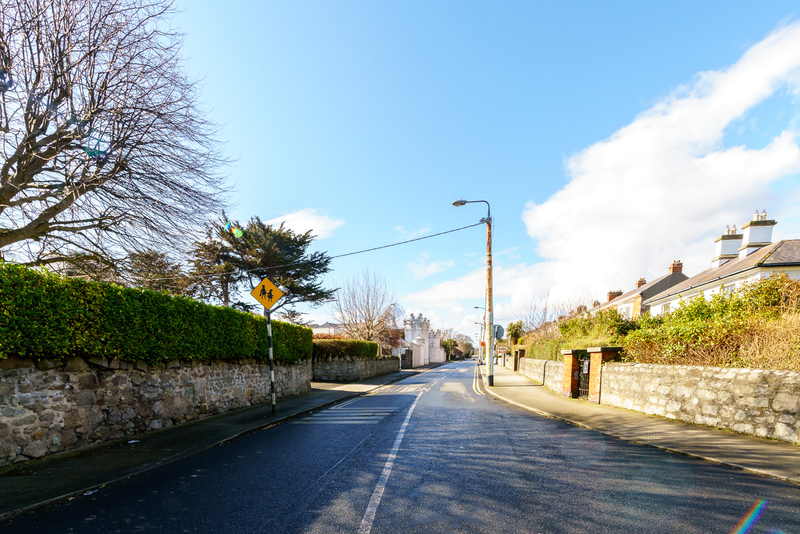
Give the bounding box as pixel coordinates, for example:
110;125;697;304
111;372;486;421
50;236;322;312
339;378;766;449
334;269;399;355
0;0;230;267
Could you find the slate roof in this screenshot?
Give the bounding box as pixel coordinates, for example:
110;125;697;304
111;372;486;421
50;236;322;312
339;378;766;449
645;240;800;305
590;269;689;314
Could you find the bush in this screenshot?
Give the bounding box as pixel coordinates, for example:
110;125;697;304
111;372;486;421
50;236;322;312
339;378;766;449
312;339;379;359
0;262;311;364
623;273;800;369
313;333;345;339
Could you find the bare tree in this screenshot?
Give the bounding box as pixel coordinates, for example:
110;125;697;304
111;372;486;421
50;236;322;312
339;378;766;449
0;0;229;267
334;269;399;354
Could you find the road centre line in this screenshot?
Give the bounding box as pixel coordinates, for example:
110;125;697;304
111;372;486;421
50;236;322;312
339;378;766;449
357;390;422;534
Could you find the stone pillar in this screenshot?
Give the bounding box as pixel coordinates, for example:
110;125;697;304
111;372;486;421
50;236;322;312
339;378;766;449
587;346;622;404
561;350;581;398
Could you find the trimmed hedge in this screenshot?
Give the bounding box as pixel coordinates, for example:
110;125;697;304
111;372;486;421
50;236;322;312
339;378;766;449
0;262;311;364
312;339;379;360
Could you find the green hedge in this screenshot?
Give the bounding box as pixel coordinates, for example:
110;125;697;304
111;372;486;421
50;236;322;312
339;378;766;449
0;263;311;364
312;339;379;360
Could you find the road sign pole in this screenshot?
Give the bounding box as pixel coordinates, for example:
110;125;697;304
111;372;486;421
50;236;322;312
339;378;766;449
266;308;276;414
250;276;283;416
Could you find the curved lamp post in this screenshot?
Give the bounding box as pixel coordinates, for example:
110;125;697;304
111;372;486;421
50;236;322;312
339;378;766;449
454;198;494;386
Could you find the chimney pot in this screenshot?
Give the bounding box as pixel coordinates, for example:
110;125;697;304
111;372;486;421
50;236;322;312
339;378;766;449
753;210;760;221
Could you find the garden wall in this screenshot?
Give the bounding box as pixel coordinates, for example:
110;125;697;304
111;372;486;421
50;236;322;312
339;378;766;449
601;363;800;443
516;357;564;393
0;355;311;466
312;356;399;381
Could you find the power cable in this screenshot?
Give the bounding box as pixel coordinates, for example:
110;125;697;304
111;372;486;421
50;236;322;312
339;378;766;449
107;220;486;283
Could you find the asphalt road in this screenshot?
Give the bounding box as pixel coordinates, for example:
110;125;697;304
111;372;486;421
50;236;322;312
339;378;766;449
2;361;800;533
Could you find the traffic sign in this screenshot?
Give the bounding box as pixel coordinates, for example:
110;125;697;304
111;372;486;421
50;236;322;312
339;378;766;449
250;277;284;310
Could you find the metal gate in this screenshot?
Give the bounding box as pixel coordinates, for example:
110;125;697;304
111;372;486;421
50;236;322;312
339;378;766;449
577;356;590;399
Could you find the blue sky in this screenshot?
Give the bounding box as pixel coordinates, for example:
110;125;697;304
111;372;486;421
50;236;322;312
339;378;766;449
174;1;800;340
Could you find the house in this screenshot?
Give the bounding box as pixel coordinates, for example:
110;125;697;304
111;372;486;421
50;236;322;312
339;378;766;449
310;322;343;336
645;211;800;315
590;261;688;319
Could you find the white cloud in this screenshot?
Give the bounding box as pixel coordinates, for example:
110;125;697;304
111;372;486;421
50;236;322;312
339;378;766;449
395;225;430;239
407;252;455;279
402;262;556;326
265;208;344;239
523;20;800;302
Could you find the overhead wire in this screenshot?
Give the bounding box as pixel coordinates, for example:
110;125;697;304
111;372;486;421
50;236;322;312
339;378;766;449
105;220;486;283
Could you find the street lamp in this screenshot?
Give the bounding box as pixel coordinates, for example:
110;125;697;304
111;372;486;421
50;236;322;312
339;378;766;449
454;198;494;386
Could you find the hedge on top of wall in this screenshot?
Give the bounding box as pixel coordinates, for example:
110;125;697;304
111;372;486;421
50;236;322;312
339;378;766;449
312;339;379;360
0;262;311;364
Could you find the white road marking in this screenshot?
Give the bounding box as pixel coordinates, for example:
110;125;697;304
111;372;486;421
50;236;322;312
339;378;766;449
357;391;423;534
290;406;398;425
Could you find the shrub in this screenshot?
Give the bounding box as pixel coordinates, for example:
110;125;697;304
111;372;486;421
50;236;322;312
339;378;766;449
623;273;800;369
312;339;379;359
0;262;311;364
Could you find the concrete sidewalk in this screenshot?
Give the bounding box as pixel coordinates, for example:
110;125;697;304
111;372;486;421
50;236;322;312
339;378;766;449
0;368;428;521
480;362;800;485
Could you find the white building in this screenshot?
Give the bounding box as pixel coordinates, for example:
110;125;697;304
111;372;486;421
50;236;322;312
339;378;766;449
646;211;800;315
403;313;447;367
589;261;688;319
310;322;343;336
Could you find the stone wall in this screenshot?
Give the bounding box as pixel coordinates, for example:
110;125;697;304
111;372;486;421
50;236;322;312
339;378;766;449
312;356;399;381
601;363;800;443
517;358;564;393
0;356;312;466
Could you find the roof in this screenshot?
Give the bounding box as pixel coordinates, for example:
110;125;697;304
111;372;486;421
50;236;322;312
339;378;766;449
311;322;341;329
590;270;689;314
645;240;800;304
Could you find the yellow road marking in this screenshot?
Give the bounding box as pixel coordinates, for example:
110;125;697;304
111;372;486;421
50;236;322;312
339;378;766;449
472;363;485;396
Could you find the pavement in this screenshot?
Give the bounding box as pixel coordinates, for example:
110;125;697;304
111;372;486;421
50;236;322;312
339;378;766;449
479;360;800;486
3;359;800;521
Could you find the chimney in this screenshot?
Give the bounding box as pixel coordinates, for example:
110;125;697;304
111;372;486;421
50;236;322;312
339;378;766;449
635;278;647;288
712;225;742;268
738;210;776;258
669;260;683;274
607;290;622;302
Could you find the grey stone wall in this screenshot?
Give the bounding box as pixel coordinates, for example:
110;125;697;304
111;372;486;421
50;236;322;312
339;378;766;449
517;358;563;393
312;356;399;381
601;363;800;443
0;356;311;466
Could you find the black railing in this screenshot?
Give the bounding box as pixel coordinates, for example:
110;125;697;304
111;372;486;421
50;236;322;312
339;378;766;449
578;356;590;399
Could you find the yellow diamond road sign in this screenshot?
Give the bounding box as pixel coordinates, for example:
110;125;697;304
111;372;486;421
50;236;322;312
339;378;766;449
251;277;284;310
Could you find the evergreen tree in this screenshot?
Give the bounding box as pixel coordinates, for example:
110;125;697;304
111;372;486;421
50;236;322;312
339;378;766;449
219;216;335;313
126;250;190;296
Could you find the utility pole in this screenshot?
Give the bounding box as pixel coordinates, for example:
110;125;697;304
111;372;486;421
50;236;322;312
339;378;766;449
454;198;494;386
